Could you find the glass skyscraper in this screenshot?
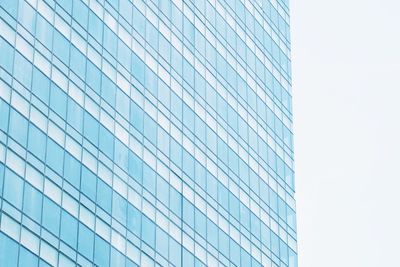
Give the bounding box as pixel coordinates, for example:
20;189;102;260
0;0;296;266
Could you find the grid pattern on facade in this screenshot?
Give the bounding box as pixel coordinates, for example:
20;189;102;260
0;0;297;266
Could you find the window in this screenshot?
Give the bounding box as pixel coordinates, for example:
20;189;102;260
112;192;127;224
53;30;70;64
116;90;129;119
94;236;110;267
218;229;229;258
19;246;39;267
96;179;112;213
3;168;23;209
84;112;99;145
63;152;81;189
207;219;218;248
229;239;240;266
103;26;117;57
0;232;18;267
42;196;61;235
271;230;280;256
78;223;94;260
128;151;142;183
143;164;156;195
50;83;67;117
169;237;181;267
81;166;97;201
130;101;143;133
182;149;194;178
132;7;145;36
0;37;14;73
141;215;155;247
229;193;240;221
70;45;86;79
127;204;141;237
23;183;43;223
170;92;182;120
60;210;78;248
169;187;181;217
114;139;128;171
99;125;114;159
67;98;83;131
170;138;182;167
156;227;168;258
195;209;206;238
144;67;158;97
46;138;64;175
132;53;145;86
88;11;103;43
9;109;28;146
86;60;101;93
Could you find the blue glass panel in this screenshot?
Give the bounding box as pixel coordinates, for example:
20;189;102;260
9;109;28;146
143;114;157;145
112;192;127;224
103;26;118;57
36;15;53;49
114;139;128;171
86;60;101;93
99;124;114;159
96;178;112;213
78;223;94;260
84;112;99;145
19;246;39;267
0;232;18;267
0;37;14;73
67;98;83;131
3;168;23;209
46;138;64;175
81;166;97;201
72;0;88;27
169;187;182;216
70;45;86;79
94;236;110;267
156;227;168;258
128;151;142;183
28;124;46;161
127;204;141;237
88;11;103;42
50;83;67;117
18;0;35;33
207;219;218;248
218;229;229;258
141;215;155;247
130;101;143;132
195;209;206;238
157;177;169;206
60;210;78;248
132;6;145;36
0;99;9;132
0;163;4;198
53;30;70;64
111;247;125;267
23;183;43;223
42;196;61;235
132;54;145;85
63;152;81;189
183;197;194;228
143;163;156;195
169;237;181;267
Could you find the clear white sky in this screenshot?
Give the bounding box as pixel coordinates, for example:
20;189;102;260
291;0;400;266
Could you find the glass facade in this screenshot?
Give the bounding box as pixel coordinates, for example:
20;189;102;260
0;0;296;266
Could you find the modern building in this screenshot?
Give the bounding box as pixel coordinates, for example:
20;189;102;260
0;0;296;266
